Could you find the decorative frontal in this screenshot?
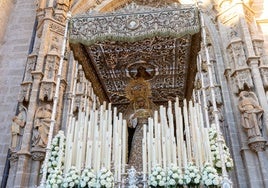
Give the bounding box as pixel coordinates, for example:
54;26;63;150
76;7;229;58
69;4;200;44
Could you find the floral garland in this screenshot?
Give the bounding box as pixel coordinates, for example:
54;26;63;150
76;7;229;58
166;164;184;188
208;127;234;174
62;166;80;188
148;165;167;187
97;168;114;188
45;131;66;187
183;162;201;187
80;168;97;187
201;163;222;187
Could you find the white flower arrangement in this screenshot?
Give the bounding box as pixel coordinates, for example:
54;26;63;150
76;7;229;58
208;126;234;174
46;168;63;188
184;162;201;186
201;163;222;187
80;168;97;187
166;164;184;188
96;167;114;188
48;131;66;172
62;166;80;188
148;165;167;187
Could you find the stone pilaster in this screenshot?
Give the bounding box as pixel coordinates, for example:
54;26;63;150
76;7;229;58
13;1;70;186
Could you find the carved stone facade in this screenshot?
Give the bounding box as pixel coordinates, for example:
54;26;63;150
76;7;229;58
0;0;267;188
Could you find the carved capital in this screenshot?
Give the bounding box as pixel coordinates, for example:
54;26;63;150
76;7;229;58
31;147;46;161
9;151;18;163
248;136;267;152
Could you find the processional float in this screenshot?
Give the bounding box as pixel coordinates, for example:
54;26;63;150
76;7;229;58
40;3;233;188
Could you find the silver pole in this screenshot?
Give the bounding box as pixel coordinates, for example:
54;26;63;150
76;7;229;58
39;12;72;187
197;53;210;128
199;8;232;188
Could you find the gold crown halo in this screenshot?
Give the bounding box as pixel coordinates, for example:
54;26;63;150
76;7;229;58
125;78;152;101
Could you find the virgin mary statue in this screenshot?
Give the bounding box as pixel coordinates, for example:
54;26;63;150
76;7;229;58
124;78;157;172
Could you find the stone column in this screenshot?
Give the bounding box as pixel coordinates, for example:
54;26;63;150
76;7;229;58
6;152;18;188
29;148;46;187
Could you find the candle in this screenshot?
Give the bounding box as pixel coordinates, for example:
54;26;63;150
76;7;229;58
156;123;162;165
86;141;93;168
182;142;187;168
183;100;192;162
152;139;156;167
76;140;83;172
118;140;122;182
162;138;166;169
166;133;171;167
175;98;183;168
122;120;127;174
147;132;151;173
142;138;147;180
172;138;177;166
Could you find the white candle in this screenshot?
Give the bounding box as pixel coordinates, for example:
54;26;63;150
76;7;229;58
156;123;162;165
162;138;167;169
183;100;192;162
142;138;147;180
95;141;101;172
118;140;122;182
147;132;151;173
182;142;187;168
76;140;83;172
152;139;156;167
166;133;171;167
175;98;182;168
122;120;127;174
86;141;93;168
172;139;177;166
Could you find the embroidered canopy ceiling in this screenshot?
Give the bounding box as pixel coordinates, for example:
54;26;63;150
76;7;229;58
69;3;201;108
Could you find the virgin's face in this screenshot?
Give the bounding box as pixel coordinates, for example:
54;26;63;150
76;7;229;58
136;97;146;109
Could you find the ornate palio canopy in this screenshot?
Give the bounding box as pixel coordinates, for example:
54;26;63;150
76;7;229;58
69;3;201;109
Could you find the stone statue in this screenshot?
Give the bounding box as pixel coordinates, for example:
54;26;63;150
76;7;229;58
238;91;263;140
11;104;26;150
124;78;156;172
32;104;52;148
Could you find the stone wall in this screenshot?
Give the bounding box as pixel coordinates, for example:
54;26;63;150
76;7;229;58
0;1;13;44
0;0;35;183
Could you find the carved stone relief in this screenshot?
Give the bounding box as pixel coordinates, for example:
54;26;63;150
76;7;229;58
39;82;56;101
10;104;27;151
238;91;267;151
18;54;37;102
32;104;52;148
23;54;37;82
227;39;247;70
39;51;60;101
18;83;32;102
231;69;253;94
260;68;268;89
252;39;268;66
